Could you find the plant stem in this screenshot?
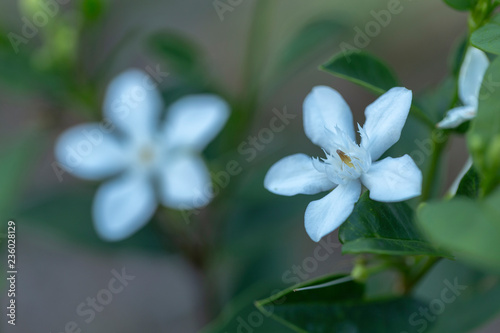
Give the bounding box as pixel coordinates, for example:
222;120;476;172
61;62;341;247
403;256;441;293
230;0;274;142
155;209;221;322
411;105;437;129
242;0;273;101
421;130;449;201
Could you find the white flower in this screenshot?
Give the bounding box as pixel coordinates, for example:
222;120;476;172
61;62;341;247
264;86;422;242
437;47;489;129
55;69;229;241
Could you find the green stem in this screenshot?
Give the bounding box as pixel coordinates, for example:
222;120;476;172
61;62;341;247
411;105;436;130
242;0;273;101
403;256;441;293
230;0;274;142
421;130;449;201
154;209;221;322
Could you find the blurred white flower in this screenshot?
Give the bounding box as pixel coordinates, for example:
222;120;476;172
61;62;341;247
55;69;229;241
264;86;422;242
437;47;489;129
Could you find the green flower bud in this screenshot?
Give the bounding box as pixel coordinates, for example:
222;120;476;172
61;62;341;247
351;263;369;283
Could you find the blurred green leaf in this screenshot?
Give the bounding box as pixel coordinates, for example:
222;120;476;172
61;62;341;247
339;192;449;257
418;187;500;273
276;19;343;74
415;78;456;122
456;165;480;199
0;33;67;96
0;131;46;221
471;14;500;54
19;190;171;254
467;56;500;195
320;51;434;127
0;45;44;92
320;51;399;95
415;259;500;333
256;274;426;333
443;0;478;11
159;84;211;108
426;78;471;134
202;282;295;333
218;164;312;296
81;0;106;22
147;31;204;79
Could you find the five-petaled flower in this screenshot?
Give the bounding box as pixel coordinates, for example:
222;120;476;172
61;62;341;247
55;69;229;241
264;86;422;242
437;46;489;129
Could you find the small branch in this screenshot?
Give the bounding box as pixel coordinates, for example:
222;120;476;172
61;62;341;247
421;129;449;201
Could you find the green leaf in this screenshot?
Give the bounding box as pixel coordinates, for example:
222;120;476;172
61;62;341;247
256;274;426;333
0;37;63;95
19;190;170;254
443;0;478;11
147;31;204;79
418;187;500;273
202;282;295;333
218;165;315;296
81;0;106;22
467;56;500;195
339;192;448;257
320;51;434;128
320;51;399;95
414;77;456;123
276;19;343;74
456;165;480;199
415;259;500;333
0;131;46;221
471;14;500;55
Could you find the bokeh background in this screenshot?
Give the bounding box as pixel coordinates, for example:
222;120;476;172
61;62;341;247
0;0;499;332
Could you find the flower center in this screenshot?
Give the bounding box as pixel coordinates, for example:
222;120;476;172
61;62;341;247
311;127;372;185
336;149;354;168
139;145;155;164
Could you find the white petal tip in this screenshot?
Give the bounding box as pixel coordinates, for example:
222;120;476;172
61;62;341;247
92;174;157;242
304;181;361;243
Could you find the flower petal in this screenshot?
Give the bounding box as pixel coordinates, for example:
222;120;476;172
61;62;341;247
459;47;489;107
303;86;355;150
448;157;473;196
361;87;412;161
361;154;422;202
305;179;361;242
93;172;157;241
54;123;127;180
162;95;230;151
264;153;335;196
103;69;163;139
158;153;212;209
436;105;476;129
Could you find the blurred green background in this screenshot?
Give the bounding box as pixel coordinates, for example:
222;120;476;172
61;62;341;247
0;0;499;332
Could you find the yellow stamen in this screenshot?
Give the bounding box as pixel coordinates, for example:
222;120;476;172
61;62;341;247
336;149;354;168
139;146;154;163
